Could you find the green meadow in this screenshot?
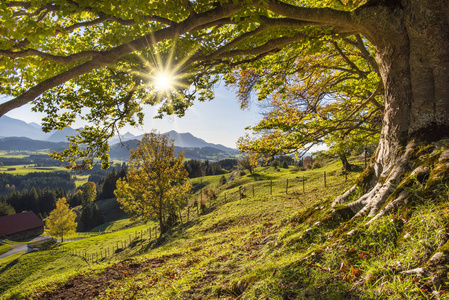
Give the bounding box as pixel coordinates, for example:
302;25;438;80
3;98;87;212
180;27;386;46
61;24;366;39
1;158;448;299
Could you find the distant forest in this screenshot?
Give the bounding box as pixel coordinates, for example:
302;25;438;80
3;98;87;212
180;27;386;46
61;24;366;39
0;159;239;219
184;159;238;178
0;172;75;195
0;154;65;166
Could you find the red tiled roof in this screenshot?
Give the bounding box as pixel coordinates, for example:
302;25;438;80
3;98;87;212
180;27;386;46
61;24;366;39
0;211;44;237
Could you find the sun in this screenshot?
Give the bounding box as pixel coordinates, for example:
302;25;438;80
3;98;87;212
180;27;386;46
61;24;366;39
154;71;174;91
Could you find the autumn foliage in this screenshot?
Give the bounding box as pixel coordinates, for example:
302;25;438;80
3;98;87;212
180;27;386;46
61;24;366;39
115;132;191;234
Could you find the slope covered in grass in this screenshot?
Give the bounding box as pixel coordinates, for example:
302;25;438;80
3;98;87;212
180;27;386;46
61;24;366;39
1;157;449;299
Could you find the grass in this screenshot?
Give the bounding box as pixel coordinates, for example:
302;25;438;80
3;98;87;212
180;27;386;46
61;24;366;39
0;243;12;256
1;157;448;299
0;165;68;174
73;174;89;187
0;164;89;187
0;218;159;297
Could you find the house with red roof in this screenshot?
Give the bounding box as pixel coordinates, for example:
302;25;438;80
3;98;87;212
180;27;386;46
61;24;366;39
0;211;44;241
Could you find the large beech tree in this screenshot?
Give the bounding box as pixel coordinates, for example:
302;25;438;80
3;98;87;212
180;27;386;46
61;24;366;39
1;1;449;223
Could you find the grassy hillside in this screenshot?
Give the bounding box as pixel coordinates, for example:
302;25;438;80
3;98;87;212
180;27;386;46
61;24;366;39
1;157;448;299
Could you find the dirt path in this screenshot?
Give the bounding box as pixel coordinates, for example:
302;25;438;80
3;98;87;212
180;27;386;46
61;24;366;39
37;253;184;299
0;236;53;259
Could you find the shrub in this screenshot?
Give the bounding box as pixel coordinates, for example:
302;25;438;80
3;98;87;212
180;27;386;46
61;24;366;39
203;187;217;199
271;159;280;168
218;175;227;186
312;161;323;169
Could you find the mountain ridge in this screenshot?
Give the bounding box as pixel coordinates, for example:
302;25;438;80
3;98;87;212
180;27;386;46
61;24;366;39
0;116;239;160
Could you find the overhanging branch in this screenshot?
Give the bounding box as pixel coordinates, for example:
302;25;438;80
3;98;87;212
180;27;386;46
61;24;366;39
0;2;242;117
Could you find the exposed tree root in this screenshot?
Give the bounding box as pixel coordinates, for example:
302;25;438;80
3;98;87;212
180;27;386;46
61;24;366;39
366;190;409;225
328;140;449;293
333;139;449;222
332;184;357;206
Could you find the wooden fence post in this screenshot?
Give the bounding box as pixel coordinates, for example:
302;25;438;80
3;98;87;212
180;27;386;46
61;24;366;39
364;146;367;168
303;176;305;194
270;180;272;195
286;179;289;195
252;185;255;198
197;199;199;216
324;171;326;187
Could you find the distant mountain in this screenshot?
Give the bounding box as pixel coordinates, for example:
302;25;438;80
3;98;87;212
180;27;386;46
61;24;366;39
0;116;239;159
0;137;66;151
111;130;238;154
46;127;79;142
29;122;42;130
109;132;139;144
0;116;48;140
109;139;238;161
163;130;237;153
0;116;78;142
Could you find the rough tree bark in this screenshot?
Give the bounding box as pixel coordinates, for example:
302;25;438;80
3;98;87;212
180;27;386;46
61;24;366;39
333;0;449;219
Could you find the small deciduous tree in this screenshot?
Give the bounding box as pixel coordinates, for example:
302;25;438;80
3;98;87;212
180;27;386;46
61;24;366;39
0;201;15;217
82;181;97;207
45;197;77;242
115;132;192;235
218;175;227;187
237;154;258;175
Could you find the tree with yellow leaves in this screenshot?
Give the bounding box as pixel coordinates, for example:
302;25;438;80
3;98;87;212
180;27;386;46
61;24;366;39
46;197;77;243
115;132;192;235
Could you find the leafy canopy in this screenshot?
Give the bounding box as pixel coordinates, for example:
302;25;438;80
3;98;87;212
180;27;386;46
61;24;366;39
0;0;376;168
114;131;191;233
45;197;77;241
82;181;97;207
237;35;382;161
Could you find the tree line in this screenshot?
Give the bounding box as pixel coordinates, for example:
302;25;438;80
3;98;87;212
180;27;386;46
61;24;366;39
0;172;75;195
184;159;238;178
0;187;65;218
0;155;66;167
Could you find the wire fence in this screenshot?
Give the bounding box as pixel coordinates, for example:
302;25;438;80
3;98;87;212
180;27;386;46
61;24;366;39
53;170;354;266
192;170;354;208
53;225;161;266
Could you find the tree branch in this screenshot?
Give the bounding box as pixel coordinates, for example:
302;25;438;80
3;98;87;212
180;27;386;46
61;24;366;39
0;2;242;117
0;49;100;63
335;82;384;128
354;34;380;74
218;32;305;58
260;0;355;30
6;1;33;8
332;41;366;79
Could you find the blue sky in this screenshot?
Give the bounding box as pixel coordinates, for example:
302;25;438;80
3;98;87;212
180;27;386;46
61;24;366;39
4;85;261;148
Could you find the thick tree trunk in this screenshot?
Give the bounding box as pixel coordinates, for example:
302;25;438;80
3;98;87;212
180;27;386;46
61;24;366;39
338;153;352;172
334;0;449;217
159;193;165;236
